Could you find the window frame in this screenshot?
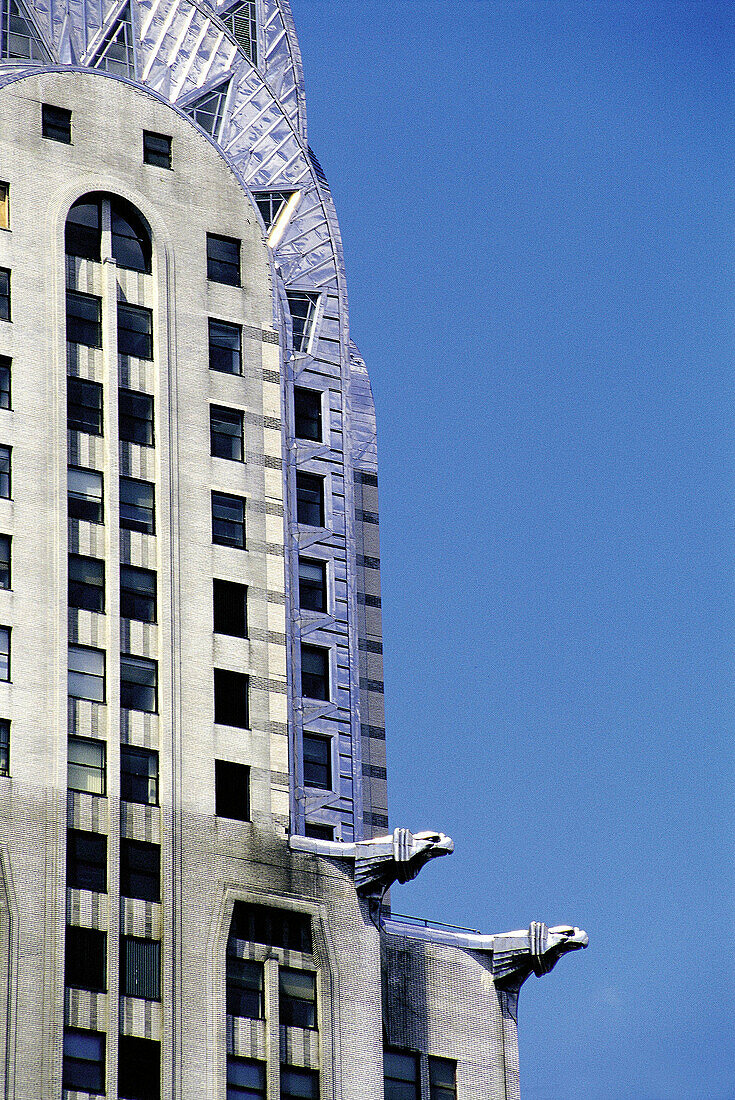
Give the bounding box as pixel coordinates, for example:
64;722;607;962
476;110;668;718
0;356;10;408
65;925;106;993
280;1065;319;1100
67;828;107;893
300;644;329;702
213;669;250;729
213;578;247;638
42;103;72;143
118;1035;161;1100
298;558;327;613
279;968;317;1030
214;759;250;820
429;1056;457;1100
226;954;263;1019
0;182;8;231
0;717;9;776
68;643;105;703
302;732;332;791
0;445;9;499
62;1028;105;1095
120;564;157;623
120;936;161;1001
118;387;154;446
117;301;153;360
226;1056;266;1100
143;130;172;169
67;376;103;435
119;475;155;535
0;625;10;682
120;653;158;714
211;491;246;549
206;232;241;286
0;268;9;323
294;386;323;442
120;838;160;903
383;1048;420;1100
0;533;10;590
68;465;103;524
67;735;106;796
120;745;159;806
210;404;244;462
68;553;105;613
295;472;324;528
66;289;102;348
208;317;242;375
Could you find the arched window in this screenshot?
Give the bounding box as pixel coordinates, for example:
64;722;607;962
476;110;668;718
110;198;151;273
65;193;152;274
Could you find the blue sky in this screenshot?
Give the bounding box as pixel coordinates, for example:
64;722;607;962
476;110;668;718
291;3;734;1097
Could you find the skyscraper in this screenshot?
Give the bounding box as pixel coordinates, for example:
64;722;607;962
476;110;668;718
0;2;587;1097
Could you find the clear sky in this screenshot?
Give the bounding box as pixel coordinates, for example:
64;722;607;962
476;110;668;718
291;3;734;1097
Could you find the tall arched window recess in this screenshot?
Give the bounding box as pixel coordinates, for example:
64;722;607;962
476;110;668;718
65;193;152;275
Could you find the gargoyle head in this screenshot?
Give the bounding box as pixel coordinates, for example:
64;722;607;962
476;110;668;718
531;923;589;975
354;827;454;894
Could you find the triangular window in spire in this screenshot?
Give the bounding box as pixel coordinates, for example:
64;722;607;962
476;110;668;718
222;0;256;64
93;6;135;79
252;191;296;231
185;81;230;141
0;0;50;63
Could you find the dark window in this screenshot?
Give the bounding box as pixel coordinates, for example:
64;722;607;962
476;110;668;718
67;828;106;892
186;82;230;138
143;130;172;169
68;465;103;523
119;476;155;534
65;196;101;260
285;291;318;353
206;233;240;285
121;746;158;805
279;969;316;1030
214;669;249;729
0;269;8;322
226;954;263;1018
301;645;329;701
0;356;11;408
68;554;105;612
120;654;157;713
227;1057;266;1100
210;405;244;461
215;759;250;820
212;491;245;548
213;579;247;637
304;822;334;841
62;1029;105;1095
229;901;312;953
0;718;9;776
68;736;105;795
111;199;151;274
118;302;153;359
384;1049;420;1100
296;473;324;527
65;925;106;992
222;0;257;63
2;0;50;62
298;558;326;613
67;376;103;434
120;565;156;622
68;644;105;702
252;190;294;230
429;1057;457;1100
118;1035;160;1100
0;534;10;589
119;388;154;445
66;290;102;347
120;838;160;903
294;387;322;441
42;103;72;143
0;445;9;498
208;318;242;374
303;733;331;790
281;1066;319;1100
0;626;9;682
121;937;161;1001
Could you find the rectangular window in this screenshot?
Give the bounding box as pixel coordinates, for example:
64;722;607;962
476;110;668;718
121;746;158;805
65;926;106;992
42;103;72;143
68;644;105;702
210;404;244;461
118;1035;161;1100
118;302;153;359
120;565;157;623
120;936;161;1001
279;969;316;1030
0;445;9;499
0;534;10;589
119;388;154;445
300;645;328;701
294;387;322;441
213;579;247;637
0;626;9;682
207;233;240;286
0;718;9;776
119;476;155;534
298;558;326;613
285;291;318;354
120;654;158;713
0;269;8;322
281;1066;319;1100
429;1057;457;1100
212;491;245;548
63;1029;105;1095
68;736;106;796
67;829;106;892
68;465;103;523
384;1050;420;1100
296;472;324;527
0;183;8;231
143;130;172;169
303;733;331;791
215;759;250;820
304;822;334;841
226;955;263;1018
68;554;105;612
67;376;103;434
65;196;101;260
120;838;160;903
0;356;10;408
229;901;312;953
227;1057;266;1100
214;669;249;729
66;290;102;347
208;318;242;374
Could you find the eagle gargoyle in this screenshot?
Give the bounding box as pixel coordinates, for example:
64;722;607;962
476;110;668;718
491;922;589;987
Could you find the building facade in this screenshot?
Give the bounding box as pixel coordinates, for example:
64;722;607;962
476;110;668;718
0;2;586;1098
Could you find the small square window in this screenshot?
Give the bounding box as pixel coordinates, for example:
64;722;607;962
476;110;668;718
296;472;324;527
210;405;244;461
120;654;158;713
0;356;10;408
68;735;106;796
215;759;250;820
119;388;154;445
429;1056;457;1100
280;1065;319;1100
0;534;10;590
227;1057;266;1100
208;318;242;374
212;491;245;549
298;558;326;613
118;302;153;360
118;1035;161;1100
303;732;331;790
62;1029;105;1095
0;718;9;776
121;746;158;805
121;936;161;1001
66;290;102;347
65;925;106;992
68;465;103;523
0;626;10;682
0;183;8;231
68;554;105;612
0;269;9;322
304;822;334;841
384;1049;419;1100
226;955;262;1018
214;669;249;729
120;838;160;902
279;969;317;1030
42;104;72;144
300;644;329;701
206;233;241;286
120;565;157;623
143;130;172;169
68;643;105;702
119;476;155;534
294;387;322;441
213;579;247;637
67;376;103;435
67;828;107;892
